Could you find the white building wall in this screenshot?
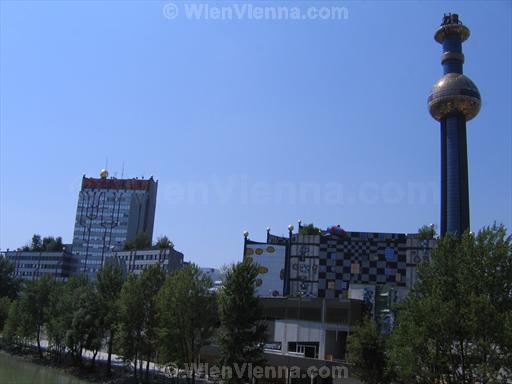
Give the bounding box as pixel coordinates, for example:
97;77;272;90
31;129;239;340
273;320;325;357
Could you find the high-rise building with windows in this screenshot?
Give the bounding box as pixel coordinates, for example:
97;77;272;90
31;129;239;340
71;169;157;278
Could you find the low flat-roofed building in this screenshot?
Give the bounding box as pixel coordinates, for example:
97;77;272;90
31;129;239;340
260;297;363;362
111;247;184;275
199;297;363;383
3;250;78;281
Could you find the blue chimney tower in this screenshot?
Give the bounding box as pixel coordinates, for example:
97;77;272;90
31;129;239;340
428;14;481;236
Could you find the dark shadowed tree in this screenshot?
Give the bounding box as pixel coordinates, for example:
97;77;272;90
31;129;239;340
30;234;43;251
0;257;19;299
155;236;173;249
417;224;436;241
17;274;55;358
347;316;392;384
46;281;71;363
139;264;166;380
64;276;102;365
123;232;151;251
96;262;125;374
42;236;64;252
218;258;266;384
0;296;11;331
118;273;145;379
3;300;21;346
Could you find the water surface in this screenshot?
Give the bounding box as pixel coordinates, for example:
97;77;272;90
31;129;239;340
0;351;91;384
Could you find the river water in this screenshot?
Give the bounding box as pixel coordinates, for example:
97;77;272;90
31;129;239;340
0;351;91;384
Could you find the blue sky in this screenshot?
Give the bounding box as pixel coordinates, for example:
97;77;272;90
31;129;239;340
1;0;511;268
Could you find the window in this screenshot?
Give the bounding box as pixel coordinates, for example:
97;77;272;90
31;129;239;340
327;281;335;290
385;247;397;261
351;262;360;274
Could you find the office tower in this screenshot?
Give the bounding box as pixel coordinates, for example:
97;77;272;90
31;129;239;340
71;169;157;277
428;14;481;235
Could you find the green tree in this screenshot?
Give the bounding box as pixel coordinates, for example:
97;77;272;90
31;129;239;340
347;316;391;384
0;257;19;299
155;235;173;249
118;273;146;379
123;232;151;251
64;276;103;365
17;234;64;252
96;262;125;374
299;223;322;236
158;264;218;382
42;236;63;252
418;224;436;241
139;264;166;380
388;225;512;382
0;296;11;331
46;281;72;363
3;300;21;347
17;274;55;357
30;234;43;251
218;258;266;383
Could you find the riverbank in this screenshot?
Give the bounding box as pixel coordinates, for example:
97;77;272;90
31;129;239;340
0;345;169;384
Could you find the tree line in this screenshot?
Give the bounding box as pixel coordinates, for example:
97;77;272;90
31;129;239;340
0;258;266;384
346;224;512;383
17;234;64;252
1;224;511;384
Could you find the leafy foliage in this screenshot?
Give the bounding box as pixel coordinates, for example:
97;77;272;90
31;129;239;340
123;232;151;251
96;262;125;373
0;296;11;331
2;300;21;345
138;264;166;378
155;235;173;249
158;264;217;376
299;223;322;236
347;316;392;384
0;257;19;299
417;224;436;241
65;276;103;364
118;273;146;378
16;274;55;357
46;281;72;361
388;224;512;382
218;258;266;383
19;234;64;252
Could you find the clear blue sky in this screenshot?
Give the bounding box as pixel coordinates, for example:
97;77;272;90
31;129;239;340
1;1;511;268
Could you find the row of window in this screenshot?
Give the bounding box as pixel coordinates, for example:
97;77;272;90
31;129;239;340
325;247;397;261
128;262;164;271
118;254;164;261
74;220;129;226
7;255;64;261
325;272;403;290
74;227;128;233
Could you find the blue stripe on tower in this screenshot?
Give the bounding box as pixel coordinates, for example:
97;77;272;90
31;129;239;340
445;115;462;233
443;35;463;74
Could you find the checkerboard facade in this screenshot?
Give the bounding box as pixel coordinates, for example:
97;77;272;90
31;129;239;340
265;230;434;299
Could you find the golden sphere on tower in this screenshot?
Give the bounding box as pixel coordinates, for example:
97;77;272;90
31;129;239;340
100;169;109;179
